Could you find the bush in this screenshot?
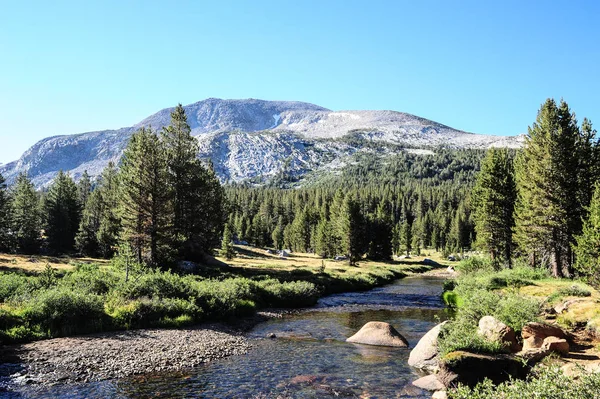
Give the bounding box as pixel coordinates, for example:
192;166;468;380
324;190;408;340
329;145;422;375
117;270;196;300
0;273;34;301
21;287;107;337
106;296;201;329
449;366;600;399
255;279;320;307
62;264;120;295
456;257;496;274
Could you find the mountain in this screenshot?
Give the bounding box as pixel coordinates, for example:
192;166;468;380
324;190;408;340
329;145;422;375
1;98;523;187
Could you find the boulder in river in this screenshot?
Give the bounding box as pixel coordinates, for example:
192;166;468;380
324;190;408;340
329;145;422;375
477;316;520;352
346;322;409;347
408;321;447;372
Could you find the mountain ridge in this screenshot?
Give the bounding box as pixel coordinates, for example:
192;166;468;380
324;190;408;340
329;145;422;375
1;98;523;187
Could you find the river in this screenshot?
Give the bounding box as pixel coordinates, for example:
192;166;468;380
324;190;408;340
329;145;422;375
10;275;448;399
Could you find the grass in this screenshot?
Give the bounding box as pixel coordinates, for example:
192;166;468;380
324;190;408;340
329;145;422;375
0;246;443;344
448;365;600;399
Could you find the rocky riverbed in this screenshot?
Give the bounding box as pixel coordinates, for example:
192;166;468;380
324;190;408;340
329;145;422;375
1;324;250;387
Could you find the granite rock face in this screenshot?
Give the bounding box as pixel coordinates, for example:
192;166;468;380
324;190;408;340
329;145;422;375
2;98;524;188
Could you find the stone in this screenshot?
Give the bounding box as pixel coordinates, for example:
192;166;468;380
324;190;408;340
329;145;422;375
477;316;520;352
412;374;445;391
408;321;447;372
541;336;569;355
438;351;528;388
554;299;586;314
521;322;567;340
346;321;409;347
432;391;448;399
522;335;545;351
516;347;552;365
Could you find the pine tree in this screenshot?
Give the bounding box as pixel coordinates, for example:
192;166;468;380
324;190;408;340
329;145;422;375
271;216;285;250
574;184;600;287
400;220;412;256
0;173;11;251
220;222;235;260
161;104;225;259
45;171;80;254
339;195;364;265
514;99;596;277
75;189;103;256
471;148;516;267
11;173;41;254
77;170;92;209
96;162;121;258
119;127;172;266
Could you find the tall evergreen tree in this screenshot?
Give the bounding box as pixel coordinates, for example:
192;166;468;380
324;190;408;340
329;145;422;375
45;171;80;254
11;173;41;254
161;104;225;259
75;189;103;256
574;183;600;287
0;173;11;251
472;148;516;267
339;195;364;265
119;127;172;266
96;162;121;258
220;222;235;260
514;99;597;277
77;170;92;209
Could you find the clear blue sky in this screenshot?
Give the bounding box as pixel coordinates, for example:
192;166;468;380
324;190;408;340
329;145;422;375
1;0;599;164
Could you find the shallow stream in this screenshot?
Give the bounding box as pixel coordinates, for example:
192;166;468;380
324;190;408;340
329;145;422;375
12;276;448;399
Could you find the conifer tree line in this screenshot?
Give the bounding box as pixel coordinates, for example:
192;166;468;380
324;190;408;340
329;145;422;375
0;104;225;266
472;98;600;283
225;181;475;263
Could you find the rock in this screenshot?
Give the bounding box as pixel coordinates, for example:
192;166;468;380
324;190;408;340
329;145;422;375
541;336;569;355
412;374;445;391
438;351;528;388
516;347;552;364
477;316;520;352
554;299;586;314
346;321;409;347
522;335;545;351
522;322;567;340
446;266;455;273
267;333;276;339
432;391;448;399
408;321;447;372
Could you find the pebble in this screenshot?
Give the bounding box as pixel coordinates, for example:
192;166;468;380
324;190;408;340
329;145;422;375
1;325;250;387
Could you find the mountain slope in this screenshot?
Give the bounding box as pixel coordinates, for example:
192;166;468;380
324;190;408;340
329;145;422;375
1;98;523;187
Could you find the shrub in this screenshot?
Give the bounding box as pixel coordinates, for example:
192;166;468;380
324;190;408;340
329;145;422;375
456;257;495;274
106;296;201;329
117;270;196;300
0;273;34;302
255;279;320;307
62;264;119;295
21;287;106;337
449;366;600;399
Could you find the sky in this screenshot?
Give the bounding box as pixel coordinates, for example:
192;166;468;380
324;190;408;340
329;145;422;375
1;0;599;164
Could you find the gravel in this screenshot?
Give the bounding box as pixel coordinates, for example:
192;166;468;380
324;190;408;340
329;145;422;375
1;324;250;386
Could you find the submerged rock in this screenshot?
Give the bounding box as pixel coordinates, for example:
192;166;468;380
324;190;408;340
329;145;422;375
346;322;408;347
408;321;447;372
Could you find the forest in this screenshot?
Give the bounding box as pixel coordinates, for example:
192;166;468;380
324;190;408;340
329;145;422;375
0;99;599;287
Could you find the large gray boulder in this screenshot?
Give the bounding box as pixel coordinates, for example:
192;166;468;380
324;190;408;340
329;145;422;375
346;322;408;347
408;321;447;372
412;374;445;391
477;316;520;352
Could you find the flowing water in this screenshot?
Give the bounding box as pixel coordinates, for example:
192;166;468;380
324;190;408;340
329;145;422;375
9;276;448;399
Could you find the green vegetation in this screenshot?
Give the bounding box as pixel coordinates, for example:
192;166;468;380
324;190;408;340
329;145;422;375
439;258;543;356
0;252;429;344
449;366;600;399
